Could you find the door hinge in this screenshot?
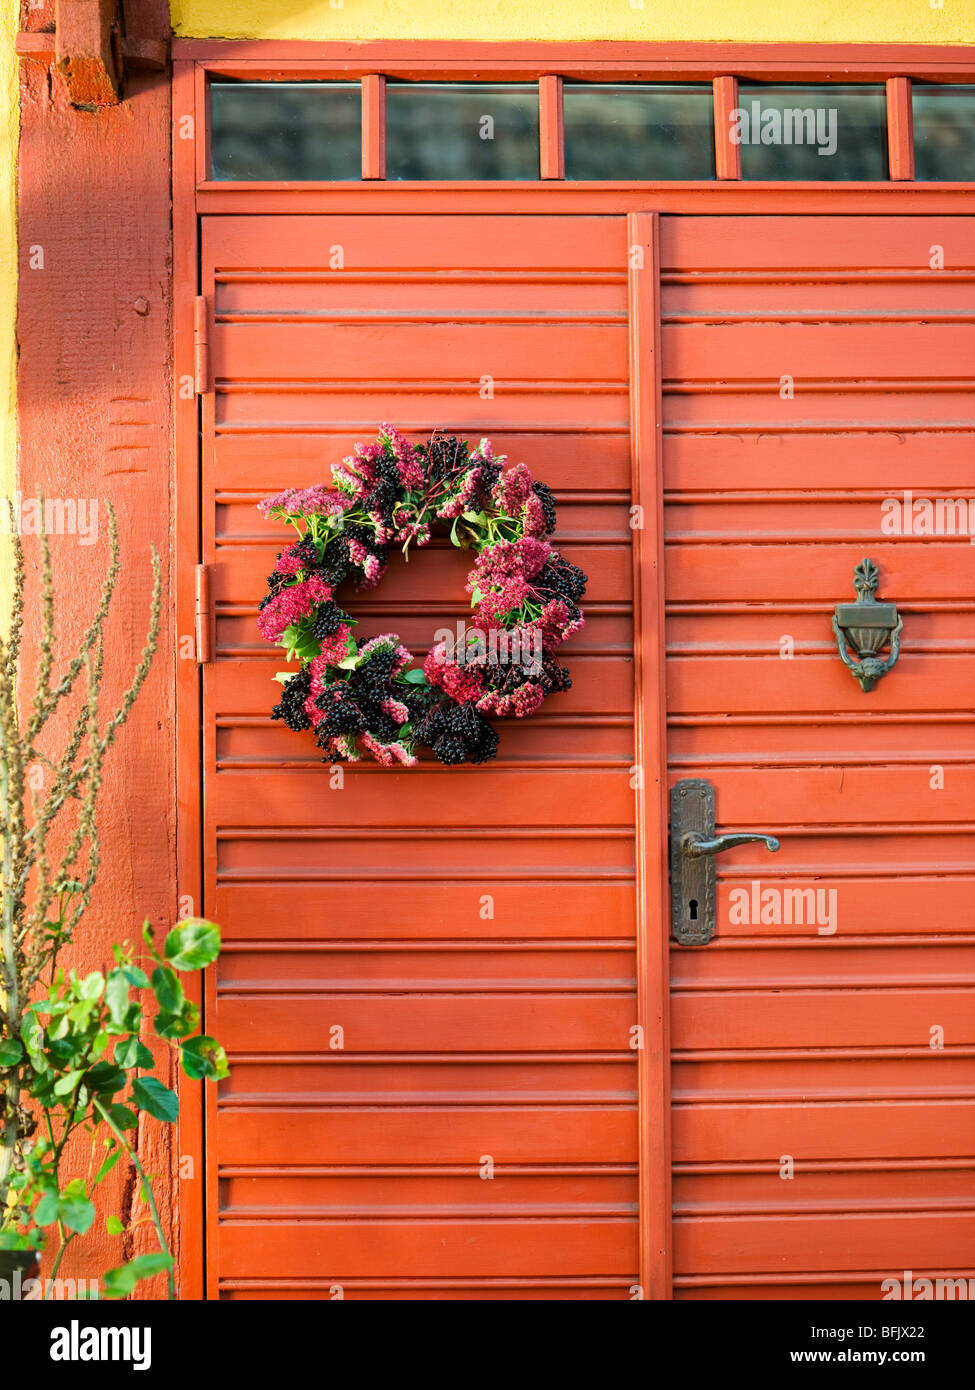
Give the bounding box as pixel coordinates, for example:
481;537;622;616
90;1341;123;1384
193;295;210;395
195;563;212;663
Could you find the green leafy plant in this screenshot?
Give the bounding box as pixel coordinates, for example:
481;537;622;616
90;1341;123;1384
2;915;226;1298
0;501;227;1298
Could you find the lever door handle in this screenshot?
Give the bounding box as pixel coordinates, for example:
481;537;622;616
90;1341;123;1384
681;831;780;859
670;779;782;945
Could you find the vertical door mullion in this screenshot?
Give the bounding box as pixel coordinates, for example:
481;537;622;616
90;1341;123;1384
627;210;673;1300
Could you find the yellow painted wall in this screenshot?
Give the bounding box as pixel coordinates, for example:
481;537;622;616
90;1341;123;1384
170;0;974;45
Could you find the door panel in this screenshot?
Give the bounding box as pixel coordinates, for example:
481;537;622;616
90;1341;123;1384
195;210;975;1299
200;215;663;1299
663;215;975;1300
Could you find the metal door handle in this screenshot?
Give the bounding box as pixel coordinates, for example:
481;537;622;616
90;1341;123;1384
670;779;782;945
681;831;780;859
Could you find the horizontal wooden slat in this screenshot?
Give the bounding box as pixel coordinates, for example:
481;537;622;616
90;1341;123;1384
672;989;975;1049
213;883;637;939
209;656;634;720
664;432;975;492
213;431;633;492
664;322;975;381
204;215;629;273
659;217;975;271
217;1217;638;1279
222;1058;637;1104
217;995;636;1053
675;1210;975;1275
217;1107;637;1165
673;1100;975;1161
213;321;628;384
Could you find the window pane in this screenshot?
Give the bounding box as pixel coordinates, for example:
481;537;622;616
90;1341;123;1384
564;83;715;180
210;82;361;181
385;82;539;180
913;84;975;181
737;84;888;180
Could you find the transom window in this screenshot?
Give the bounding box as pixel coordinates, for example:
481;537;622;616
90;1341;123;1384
206;76;975;183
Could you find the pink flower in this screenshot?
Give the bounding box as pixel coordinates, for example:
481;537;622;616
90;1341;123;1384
331;734;362;762
274;551;306;577
535;599;585;650
379;424;426;490
436;466;483;520
476;681;546;719
332;449;378;497
303;694;325;727
492;462;535;514
520;491;547;538
470;437;506;470
309;624;355;677
381;697;410;725
397;520;431;547
361;732;418;767
424;643;485;702
258;486;348;519
469;538;551;594
257;575;333;643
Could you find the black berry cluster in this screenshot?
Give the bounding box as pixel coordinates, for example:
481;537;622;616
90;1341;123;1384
414;700;500;766
270;666;313;732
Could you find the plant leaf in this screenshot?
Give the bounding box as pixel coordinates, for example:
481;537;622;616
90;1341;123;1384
60;1195;96;1235
78;971;105;1002
180;1035;230;1082
106;1214;125;1235
151;966;184;1014
86;1063;128;1097
113;1036;154;1070
154;999;200;1042
0;1039;23;1068
94;1147;124;1185
131;1076;178;1124
53;1069;84;1097
108;1104;139;1131
163;919;221;972
104;970;132;1031
34;1192;60;1226
101;1252;173;1299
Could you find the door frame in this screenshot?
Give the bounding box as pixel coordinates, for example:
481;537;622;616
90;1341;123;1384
172;41;975;1300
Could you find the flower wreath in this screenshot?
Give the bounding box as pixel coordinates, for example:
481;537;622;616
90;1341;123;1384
256;426;587;767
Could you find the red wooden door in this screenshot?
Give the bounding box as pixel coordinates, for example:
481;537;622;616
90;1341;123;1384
198;213;668;1299
194;208;975;1299
664;216;975;1299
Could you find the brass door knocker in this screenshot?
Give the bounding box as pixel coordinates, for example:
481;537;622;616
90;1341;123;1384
832;558;903;693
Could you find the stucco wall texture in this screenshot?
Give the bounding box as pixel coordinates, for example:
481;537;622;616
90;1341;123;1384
169;0;975;44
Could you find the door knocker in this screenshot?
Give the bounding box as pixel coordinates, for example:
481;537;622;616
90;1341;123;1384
832;558;903;693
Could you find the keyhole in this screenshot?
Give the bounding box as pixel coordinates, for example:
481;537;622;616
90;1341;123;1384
688;899;698;921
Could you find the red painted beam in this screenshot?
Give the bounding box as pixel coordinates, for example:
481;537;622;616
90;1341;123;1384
55;0;122;107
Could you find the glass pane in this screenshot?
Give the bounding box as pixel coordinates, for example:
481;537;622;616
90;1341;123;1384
913;84;975;181
385;82;539;180
563;83;714;180
737;84;888;180
210;81;361;181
